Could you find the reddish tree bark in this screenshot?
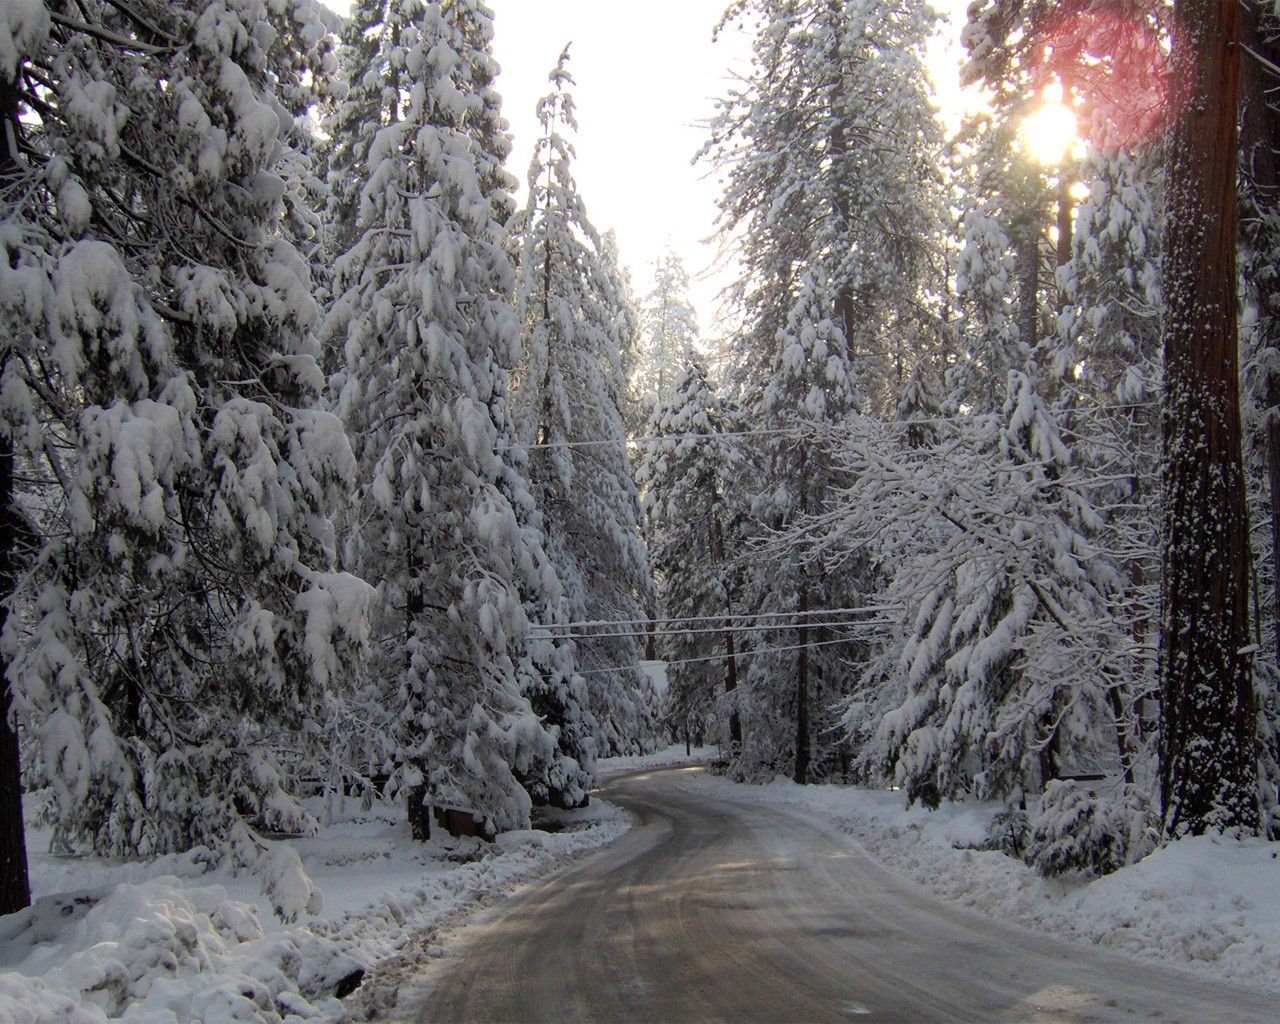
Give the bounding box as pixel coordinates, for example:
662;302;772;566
1159;0;1260;835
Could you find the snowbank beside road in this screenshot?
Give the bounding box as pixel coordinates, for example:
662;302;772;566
597;742;719;780
0;793;629;1023
688;772;1280;993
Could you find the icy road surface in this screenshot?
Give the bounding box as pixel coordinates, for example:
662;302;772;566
415;767;1274;1023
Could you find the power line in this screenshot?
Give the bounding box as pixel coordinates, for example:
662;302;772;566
519;413;1004;452
576;633;864;676
538;604;900;632
538;617;895;642
523;427;798;451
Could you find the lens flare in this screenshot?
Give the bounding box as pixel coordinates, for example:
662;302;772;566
1032;10;1175;151
1020;99;1078;165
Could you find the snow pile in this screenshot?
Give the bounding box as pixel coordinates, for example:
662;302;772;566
597;742;718;781
1;793;630;1023
689;773;1280;992
0;879;354;1023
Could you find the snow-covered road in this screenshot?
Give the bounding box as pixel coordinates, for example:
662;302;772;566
412;767;1274;1023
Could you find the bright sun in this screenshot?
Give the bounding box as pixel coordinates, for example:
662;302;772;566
1019;84;1078;166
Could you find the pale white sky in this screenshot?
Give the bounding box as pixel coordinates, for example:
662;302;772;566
321;1;973;339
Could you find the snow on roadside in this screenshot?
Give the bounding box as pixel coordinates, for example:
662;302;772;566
0;793;629;1023
597;742;719;781
687;772;1280;993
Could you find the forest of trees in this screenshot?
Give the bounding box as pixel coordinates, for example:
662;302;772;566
0;0;1277;918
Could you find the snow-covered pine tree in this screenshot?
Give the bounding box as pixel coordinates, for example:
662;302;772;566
0;0;43;914
326;1;594;833
702;0;944;781
829;371;1146;870
2;0;369;860
1052;146;1164;779
631;252;700;427
597;229;646;438
323;0;415;269
636;353;745;753
949;115;1029;413
511;49;658;756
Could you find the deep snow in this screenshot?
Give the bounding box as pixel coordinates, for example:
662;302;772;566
0;789;629;1023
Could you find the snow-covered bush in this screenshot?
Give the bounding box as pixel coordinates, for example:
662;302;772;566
230;823;322;924
985;803;1030;858
1025;781;1159;877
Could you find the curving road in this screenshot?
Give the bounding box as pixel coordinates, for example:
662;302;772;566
414;767;1276;1023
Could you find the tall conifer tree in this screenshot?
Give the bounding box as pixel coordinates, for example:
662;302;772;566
512;50;657;755
2;0;368;861
326;1;594;832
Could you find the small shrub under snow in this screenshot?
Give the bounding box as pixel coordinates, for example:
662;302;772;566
1024;781;1159;877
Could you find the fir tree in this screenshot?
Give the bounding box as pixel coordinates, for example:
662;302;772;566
636;354;745;753
2;0;369;860
703;0;944;780
325;1;593;832
511;49;657;756
632;252;700;426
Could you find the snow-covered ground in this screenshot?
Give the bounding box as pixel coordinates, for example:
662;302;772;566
8;753;1274;1023
688;771;1280;994
596;741;719;780
0;791;629;1023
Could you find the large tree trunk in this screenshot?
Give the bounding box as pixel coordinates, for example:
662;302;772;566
1159;0;1260;835
0;439;30;917
0;72;31;917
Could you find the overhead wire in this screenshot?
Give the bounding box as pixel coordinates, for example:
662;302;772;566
536;617;896;642
575;633;866;676
518;413;1004;452
536;603;900;631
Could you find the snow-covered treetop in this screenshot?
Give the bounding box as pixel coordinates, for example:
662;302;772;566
632;252;700;416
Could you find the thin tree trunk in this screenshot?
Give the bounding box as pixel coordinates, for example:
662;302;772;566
407;783;430;842
0;71;31;917
405;542;430;842
1107;686;1136;786
645;600;657;662
1240;1;1280;666
708;508;741;751
794;583;810;785
1160;0;1259;835
1056;172;1074;314
1016;217;1039;352
723;626;741;751
826;1;858;370
1056;173;1073;273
